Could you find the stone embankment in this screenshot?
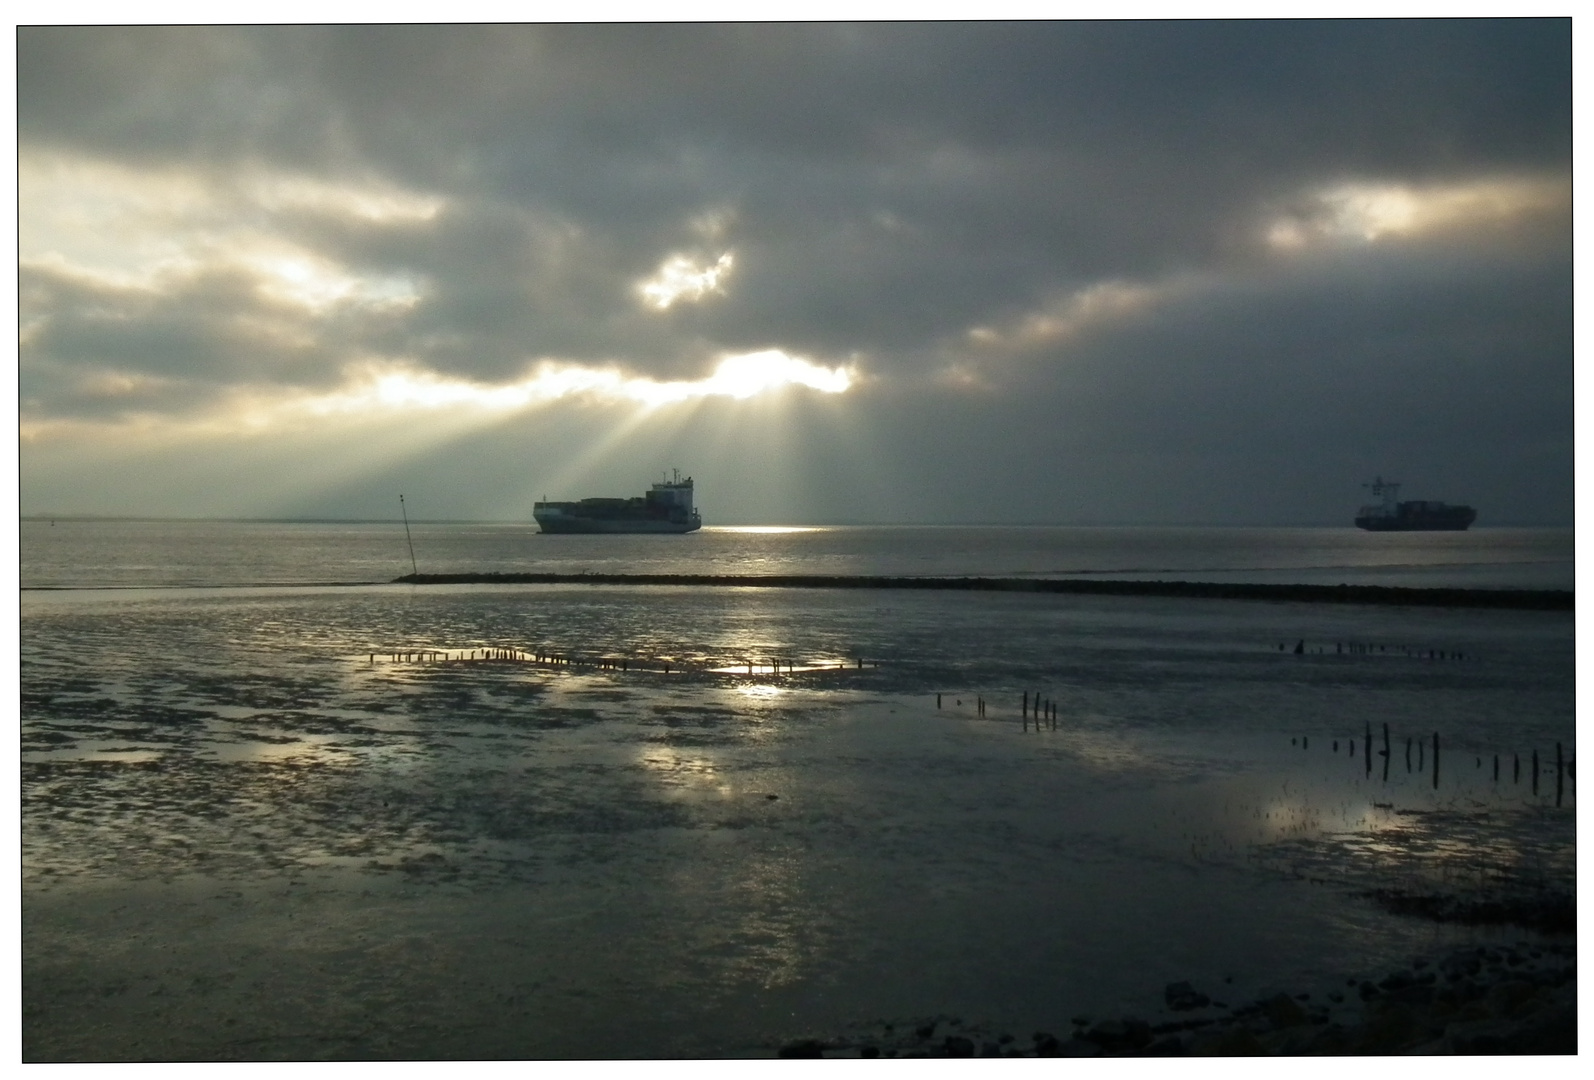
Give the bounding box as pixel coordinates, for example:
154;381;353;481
776;939;1575;1057
395;572;1573;611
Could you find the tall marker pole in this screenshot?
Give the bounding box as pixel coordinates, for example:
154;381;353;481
400;494;418;577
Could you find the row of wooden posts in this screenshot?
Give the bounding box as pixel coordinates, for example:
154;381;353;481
935;691;1059;731
370;650;874;677
1280;639;1471;661
1296;720;1573;807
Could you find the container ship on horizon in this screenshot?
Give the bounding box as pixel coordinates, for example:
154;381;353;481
533;472;702;534
1354;477;1476;531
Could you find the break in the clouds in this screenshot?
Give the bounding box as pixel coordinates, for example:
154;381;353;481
18;21;1571;524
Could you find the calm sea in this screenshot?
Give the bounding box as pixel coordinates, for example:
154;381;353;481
19;519;1575;590
20;520;1575;1059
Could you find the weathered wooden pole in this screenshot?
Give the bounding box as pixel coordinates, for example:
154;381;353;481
399;494;418;577
1432;732;1439;790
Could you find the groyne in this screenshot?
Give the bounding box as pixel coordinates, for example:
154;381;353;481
391;572;1572;610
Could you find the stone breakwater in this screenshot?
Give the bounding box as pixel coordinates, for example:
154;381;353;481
775;940;1575;1057
393;572;1573;610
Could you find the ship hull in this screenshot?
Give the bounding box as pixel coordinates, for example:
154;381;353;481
1355;508;1476;531
533;513;700;534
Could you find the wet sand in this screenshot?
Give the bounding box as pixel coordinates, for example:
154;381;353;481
778;938;1576;1056
21;584;1575;1060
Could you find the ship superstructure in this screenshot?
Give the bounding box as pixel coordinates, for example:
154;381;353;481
533;471;702;534
1354;477;1476;531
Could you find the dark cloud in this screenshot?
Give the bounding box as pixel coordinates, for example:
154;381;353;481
17;21;1572;523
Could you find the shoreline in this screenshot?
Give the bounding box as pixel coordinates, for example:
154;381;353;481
775;938;1577;1057
392;572;1573;610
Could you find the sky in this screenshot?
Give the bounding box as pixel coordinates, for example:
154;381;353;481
15;18;1573;525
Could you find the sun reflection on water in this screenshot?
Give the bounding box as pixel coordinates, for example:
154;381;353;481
710;526;827;535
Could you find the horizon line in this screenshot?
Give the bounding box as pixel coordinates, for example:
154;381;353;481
17;515;1573;529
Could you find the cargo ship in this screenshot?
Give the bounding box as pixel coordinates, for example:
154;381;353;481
1354;477;1476;531
533;471;702;534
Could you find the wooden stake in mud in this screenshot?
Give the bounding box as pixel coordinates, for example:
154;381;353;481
1514;753;1520;784
1432;731;1440;790
1022;692;1029;719
1406;737;1412;773
937;693;942;709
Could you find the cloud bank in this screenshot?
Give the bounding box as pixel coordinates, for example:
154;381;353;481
18;21;1571;523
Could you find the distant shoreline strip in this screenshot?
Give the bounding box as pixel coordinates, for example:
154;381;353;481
392;573;1572;610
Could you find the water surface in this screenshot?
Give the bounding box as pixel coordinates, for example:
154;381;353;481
21;570;1575;1059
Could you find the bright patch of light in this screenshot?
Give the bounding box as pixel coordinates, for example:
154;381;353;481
734;684;787;699
1267;175;1567;249
20;149;440;307
684;349;851;399
966;279;1168;352
639;251;735;309
23;347;854;442
711;526;824;534
244;173;444;223
242;248;423;312
293;349;853;421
